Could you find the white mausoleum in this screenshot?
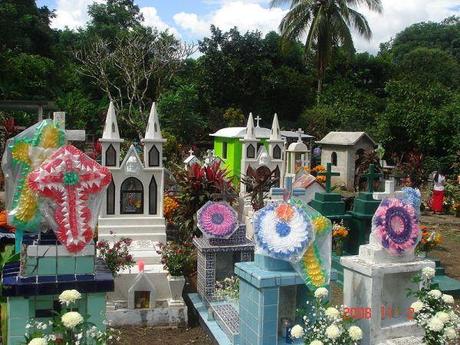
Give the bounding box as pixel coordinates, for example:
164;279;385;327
316;131;376;190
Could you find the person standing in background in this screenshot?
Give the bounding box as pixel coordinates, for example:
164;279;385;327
431;170;446;214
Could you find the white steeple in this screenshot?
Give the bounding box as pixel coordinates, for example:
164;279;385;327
244;112;256;140
102;101;121;140
269;113;281;141
144;102;163;140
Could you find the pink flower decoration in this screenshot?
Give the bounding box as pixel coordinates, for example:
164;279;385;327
373;198;419;255
28;145;112;253
197;201;238;239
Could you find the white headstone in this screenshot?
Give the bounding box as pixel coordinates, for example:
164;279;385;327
341;215;434;345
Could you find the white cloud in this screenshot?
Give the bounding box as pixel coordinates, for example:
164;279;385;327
52;0;104;29
174;1;287;37
353;0;459;53
51;1;180;37
140;7;181;37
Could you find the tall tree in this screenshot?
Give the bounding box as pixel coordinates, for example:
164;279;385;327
271;0;382;94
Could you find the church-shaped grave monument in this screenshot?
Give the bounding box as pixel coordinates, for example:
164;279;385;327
98;102;187;327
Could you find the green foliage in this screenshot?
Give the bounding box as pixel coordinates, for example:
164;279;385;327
272;0;382;93
0;51;56;99
157;241;196;277
198;27;313;123
377;80;459;157
0;0;55;56
86;0;143;39
157;84;206;143
223;107;245;127
0;0;458;184
398;47;459;87
389;16;460;62
55;91;108;132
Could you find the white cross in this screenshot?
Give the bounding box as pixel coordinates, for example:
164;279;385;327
188;149;194;156
255;115;262;127
296;128;304;142
53;112;86;142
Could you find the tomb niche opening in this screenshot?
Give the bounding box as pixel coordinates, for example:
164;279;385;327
120;177;144;214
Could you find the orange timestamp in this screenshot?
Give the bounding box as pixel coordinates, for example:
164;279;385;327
343;306;415;320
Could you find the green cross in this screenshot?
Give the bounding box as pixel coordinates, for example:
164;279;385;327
364;164;383;193
318;163;340;193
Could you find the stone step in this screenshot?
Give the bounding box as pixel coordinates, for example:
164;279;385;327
98;216;165;226
98;224;167;234
435;266;445;275
118;263;166;275
433;275;460;296
130;249;162;265
98;232;166;243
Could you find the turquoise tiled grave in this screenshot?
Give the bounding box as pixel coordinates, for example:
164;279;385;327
235;254;311;345
24;254;95;277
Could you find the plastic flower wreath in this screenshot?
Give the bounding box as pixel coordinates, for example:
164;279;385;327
7;120;64;231
290;199;332;289
408;268;460;345
372;197;419;255
401;187;422;220
291;287;364;344
197;201;238;238
253;201;314;261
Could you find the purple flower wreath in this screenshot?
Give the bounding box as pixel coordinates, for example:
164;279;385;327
373;198;419;255
197;201;238;239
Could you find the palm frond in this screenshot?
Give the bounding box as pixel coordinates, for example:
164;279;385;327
331;10;355;52
279;1;313;41
347;7;372;40
346;0;383;13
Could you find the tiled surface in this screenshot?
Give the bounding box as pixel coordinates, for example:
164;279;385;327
239;279;279;345
235;262;304;289
2;258;114;297
213;303;240;344
195;225;254;298
188;293;233;345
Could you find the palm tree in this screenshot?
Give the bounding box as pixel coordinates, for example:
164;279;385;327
271;0;382;94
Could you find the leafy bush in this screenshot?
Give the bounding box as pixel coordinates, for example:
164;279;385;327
96;236;135;276
172;161;236;242
157;241;196;277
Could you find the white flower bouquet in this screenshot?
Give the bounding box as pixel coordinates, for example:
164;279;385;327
408;267;460;344
24;289;119;345
291;287;363;345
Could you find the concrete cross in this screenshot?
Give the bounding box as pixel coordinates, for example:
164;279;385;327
296;128;304;142
254;115;262;127
364;164;383;193
53;112;86;143
318;162;340;193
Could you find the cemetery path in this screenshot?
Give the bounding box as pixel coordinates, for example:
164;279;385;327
421;214;460;276
115;325;213;345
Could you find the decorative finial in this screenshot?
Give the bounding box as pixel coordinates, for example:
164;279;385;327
254;115;262;128
296;128;304;142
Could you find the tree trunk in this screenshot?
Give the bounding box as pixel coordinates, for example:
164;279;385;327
317;77;323;96
316;55;325;102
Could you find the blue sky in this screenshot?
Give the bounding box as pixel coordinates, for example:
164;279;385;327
36;0;460;53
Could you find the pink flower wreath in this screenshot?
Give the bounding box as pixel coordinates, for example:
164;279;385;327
372;198;419;255
197;201;238;239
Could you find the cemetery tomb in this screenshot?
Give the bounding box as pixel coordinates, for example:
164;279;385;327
1;117;114;345
341;190;433;345
98;103;187;327
316;131;376;190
